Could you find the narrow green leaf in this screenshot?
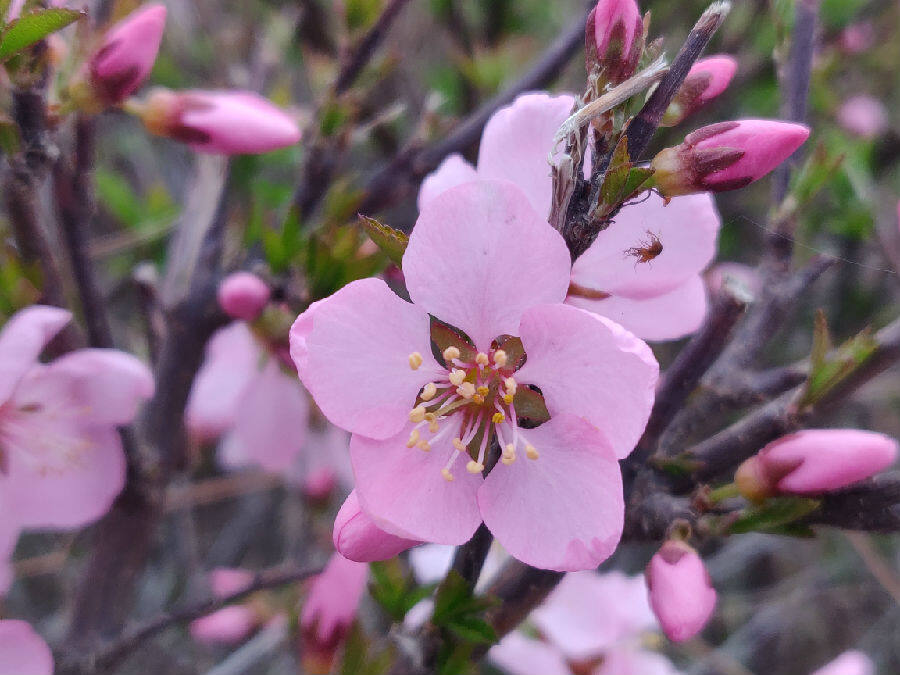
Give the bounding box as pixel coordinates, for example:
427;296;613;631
810;309;831;372
729;497;821;534
0;8;84;61
358;214;408;265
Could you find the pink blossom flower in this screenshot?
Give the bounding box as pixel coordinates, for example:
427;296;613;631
646;540;716;643
140;88;301;155
218;272;271;321
187;322;309;473
811;651;875;675
664;55;738;126
594;647;684;675
300;553;368;673
587;0;643;81
837;95;888;139
839;23;875;54
0;503;18;595
292;180;658;571
531;571;656;661
419;93;721;341
333;490;419;562
88;3;167;105
489;632;573;675
0;620;53;675
289;423;353;502
652;120;810;196
736;429;898;500
189;568;258;646
0;306;153;531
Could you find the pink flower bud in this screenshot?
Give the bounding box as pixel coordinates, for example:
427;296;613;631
302;467;337;504
662;55;738;126
217;272;271;321
586;0;644;83
812;650;875;675
333;490;419;562
88;4;166;105
189;568;259;646
736;429;898;500
301;553;367;674
837;95;888;139
651;119;810;196
646;540;716;643
140;89;301;155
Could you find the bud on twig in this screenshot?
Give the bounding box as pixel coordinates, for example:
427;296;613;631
661;54;737;126
586;0;645;84
217;272;271;322
332;491;419;562
133;88;301;155
736;429;898;501
646;540;716;642
650;119;809;196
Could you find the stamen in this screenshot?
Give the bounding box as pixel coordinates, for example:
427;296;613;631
406;429;420;448
492;411;505;424
443;346;461;361
466;460;485;474
409;406;427;423
493;350;508;367
408;352;424;370
441;468;454;482
526;444;539;460
457;382;476;399
453;437;466;451
503;393;514;404
417;440;431;452
504;377;517;395
429;419;440;433
476;385;490;397
475;352;489;367
449;369;466;386
473;393;485;405
421;382;437;401
501;443;517;465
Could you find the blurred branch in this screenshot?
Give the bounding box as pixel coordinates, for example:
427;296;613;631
843;531;900;604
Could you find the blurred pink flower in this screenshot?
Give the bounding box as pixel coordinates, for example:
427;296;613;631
300;553;368;673
737;429;898;500
652;120;810;196
0;620;53;675
419;93;721;341
489;632;572;675
292;180;658;571
218;272;271;321
141;88;300;155
333;490;419;562
839;22;875;54
646;540;716;643
0;306;153;531
187;322;309;473
594;647;684;675
837;95;888;139
190;568;259;647
0;506;18;595
811;650;875;675
88;3;166;105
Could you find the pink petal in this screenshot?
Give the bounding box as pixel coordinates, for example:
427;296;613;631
333;490;419;562
515;304;658;459
0;620;53;675
403;180;571;350
210;568;255;597
350;423;483;544
647;541;716;643
0;499;18;595
0;306;71;405
190;606;258;646
476;93;575;219
3;426;125;529
187;323;261;439
301;553;368;645
567;275;708;342
291;278;442;440
532;571;656;661
417;154;478;211
17;349;154;427
594;647;684;675
488;632;572;675
477;414;624;571
571;192;719;299
811;651;875;675
224;359;309;473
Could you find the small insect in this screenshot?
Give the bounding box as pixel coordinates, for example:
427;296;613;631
624;230;663;266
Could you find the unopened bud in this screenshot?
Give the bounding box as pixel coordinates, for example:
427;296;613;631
646;540;716;643
332;491;419;562
651;119;809;196
586;0;644;83
662;55;737;127
135;88;301;155
217;272;271;321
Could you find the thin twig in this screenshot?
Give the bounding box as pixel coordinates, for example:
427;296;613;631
843;531;900;605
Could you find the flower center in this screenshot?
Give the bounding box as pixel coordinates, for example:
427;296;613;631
0;404;90;476
406;341;543;482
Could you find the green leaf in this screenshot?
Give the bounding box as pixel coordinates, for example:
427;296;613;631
358;214;408;265
594;136;654;219
369;560;437;622
809;309;831;373
445;616;497;645
0;114;20;155
0;8;84;61
801;322;879;407
729;497;821;534
432;571;497;646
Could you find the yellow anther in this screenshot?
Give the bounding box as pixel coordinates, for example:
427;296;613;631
421;383;437;401
443;346;461;361
501;443;517;465
501;455;517;465
428;420;440;433
408;352;424;370
493;350;508;367
505;443;515;454
417;440;431;452
475;352;489;367
466;460;485;474
504;377;517;395
476;385;490;396
425;412;437;422
526;444;539;460
449;369;466;386
406;430;420;448
457;382;476;399
409;405;427;423
473;394;485;405
492;411;505;424
503;393;514;405
441;468;454;482
453;437;466;451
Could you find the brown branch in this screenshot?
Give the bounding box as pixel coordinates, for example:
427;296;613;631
805;472;900;532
